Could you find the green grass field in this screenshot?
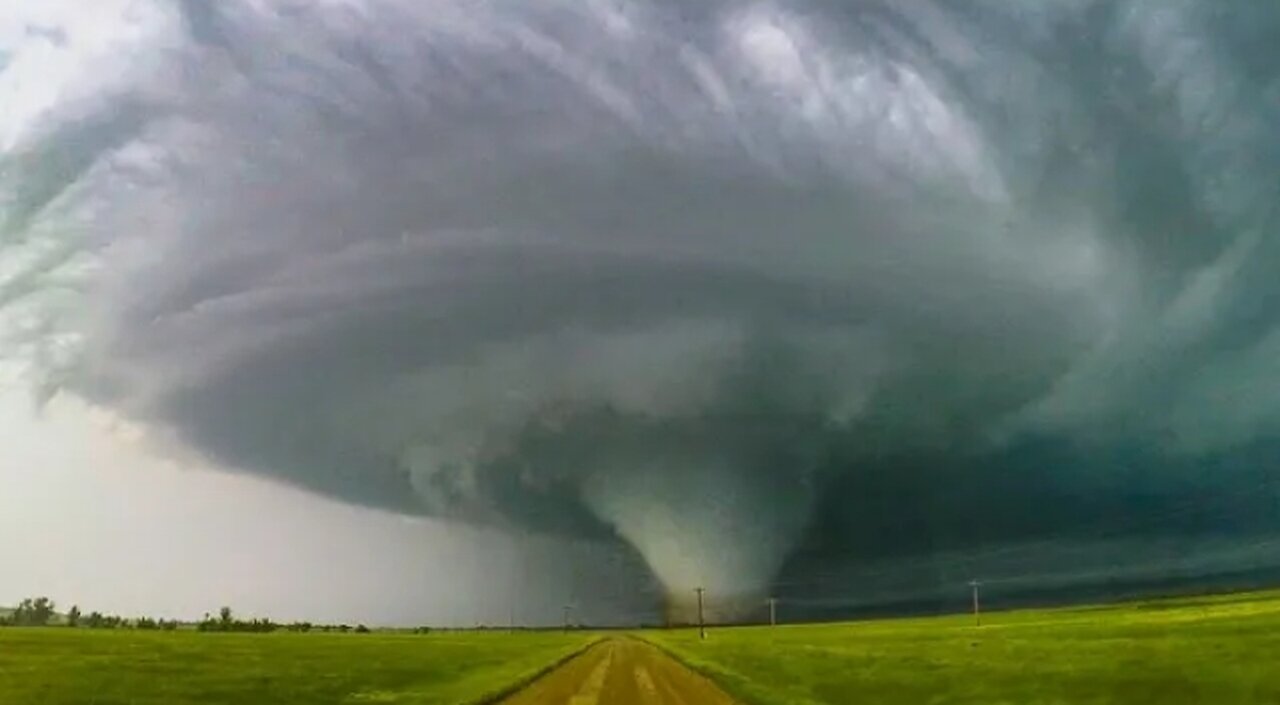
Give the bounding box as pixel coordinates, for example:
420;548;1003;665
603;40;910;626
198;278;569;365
4;590;1279;704
0;628;591;705
647;589;1280;704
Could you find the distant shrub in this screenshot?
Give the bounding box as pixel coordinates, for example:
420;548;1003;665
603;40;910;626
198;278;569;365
196;608;278;633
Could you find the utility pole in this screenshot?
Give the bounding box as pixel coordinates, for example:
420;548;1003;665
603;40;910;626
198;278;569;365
969;580;982;627
695;587;706;640
768;597;777;627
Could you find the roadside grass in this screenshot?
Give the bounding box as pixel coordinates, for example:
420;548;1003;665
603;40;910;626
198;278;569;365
0;628;592;705
647;588;1280;705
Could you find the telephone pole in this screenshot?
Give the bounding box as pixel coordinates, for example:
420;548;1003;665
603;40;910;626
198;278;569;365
969;580;982;627
695;587;706;640
768;597;777;627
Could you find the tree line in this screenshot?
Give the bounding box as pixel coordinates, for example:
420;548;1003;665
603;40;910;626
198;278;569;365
1;596;380;634
0;597;181;630
194;606;373;633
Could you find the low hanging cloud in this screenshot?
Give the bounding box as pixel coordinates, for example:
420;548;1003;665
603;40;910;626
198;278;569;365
2;0;1279;610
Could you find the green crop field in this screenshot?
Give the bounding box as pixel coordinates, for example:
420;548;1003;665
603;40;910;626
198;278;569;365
0;628;591;705
648;589;1280;704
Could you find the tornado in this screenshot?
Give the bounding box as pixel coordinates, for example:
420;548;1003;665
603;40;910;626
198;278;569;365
3;0;1279;620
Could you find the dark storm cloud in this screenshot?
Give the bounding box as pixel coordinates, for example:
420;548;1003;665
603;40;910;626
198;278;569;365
2;0;1278;608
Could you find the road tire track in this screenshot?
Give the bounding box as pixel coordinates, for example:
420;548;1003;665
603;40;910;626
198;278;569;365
498;638;737;705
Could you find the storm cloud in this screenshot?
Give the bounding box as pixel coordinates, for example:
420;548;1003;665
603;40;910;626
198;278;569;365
3;0;1279;616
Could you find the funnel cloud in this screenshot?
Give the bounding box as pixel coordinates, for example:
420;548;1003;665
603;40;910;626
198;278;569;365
2;0;1279;618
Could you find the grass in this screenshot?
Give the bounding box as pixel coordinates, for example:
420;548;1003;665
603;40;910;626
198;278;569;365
0;628;592;705
647;588;1280;704
4;590;1279;704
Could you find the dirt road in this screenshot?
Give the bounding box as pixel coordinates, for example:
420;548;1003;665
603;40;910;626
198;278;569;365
498;638;737;705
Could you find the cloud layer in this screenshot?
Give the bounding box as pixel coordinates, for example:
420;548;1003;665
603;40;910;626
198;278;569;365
3;0;1279;609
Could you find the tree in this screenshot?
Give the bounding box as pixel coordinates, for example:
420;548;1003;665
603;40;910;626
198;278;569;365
66;605;81;628
86;611;105;629
13;597;56;626
219;606;233;629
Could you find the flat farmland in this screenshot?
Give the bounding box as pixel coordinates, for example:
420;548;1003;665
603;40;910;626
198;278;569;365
648;589;1280;704
5;589;1280;704
0;628;591;705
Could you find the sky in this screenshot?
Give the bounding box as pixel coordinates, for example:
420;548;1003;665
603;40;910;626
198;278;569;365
1;0;1279;624
0;393;650;625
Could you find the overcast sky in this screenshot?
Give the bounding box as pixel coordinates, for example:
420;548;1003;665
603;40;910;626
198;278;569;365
2;0;1279;624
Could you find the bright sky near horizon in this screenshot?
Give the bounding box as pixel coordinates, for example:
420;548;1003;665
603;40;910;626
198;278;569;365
0;393;596;626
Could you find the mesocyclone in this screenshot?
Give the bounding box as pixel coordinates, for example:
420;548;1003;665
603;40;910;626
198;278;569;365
2;0;1278;617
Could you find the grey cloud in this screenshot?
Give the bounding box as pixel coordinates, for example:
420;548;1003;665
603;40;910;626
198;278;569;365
2;0;1279;613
